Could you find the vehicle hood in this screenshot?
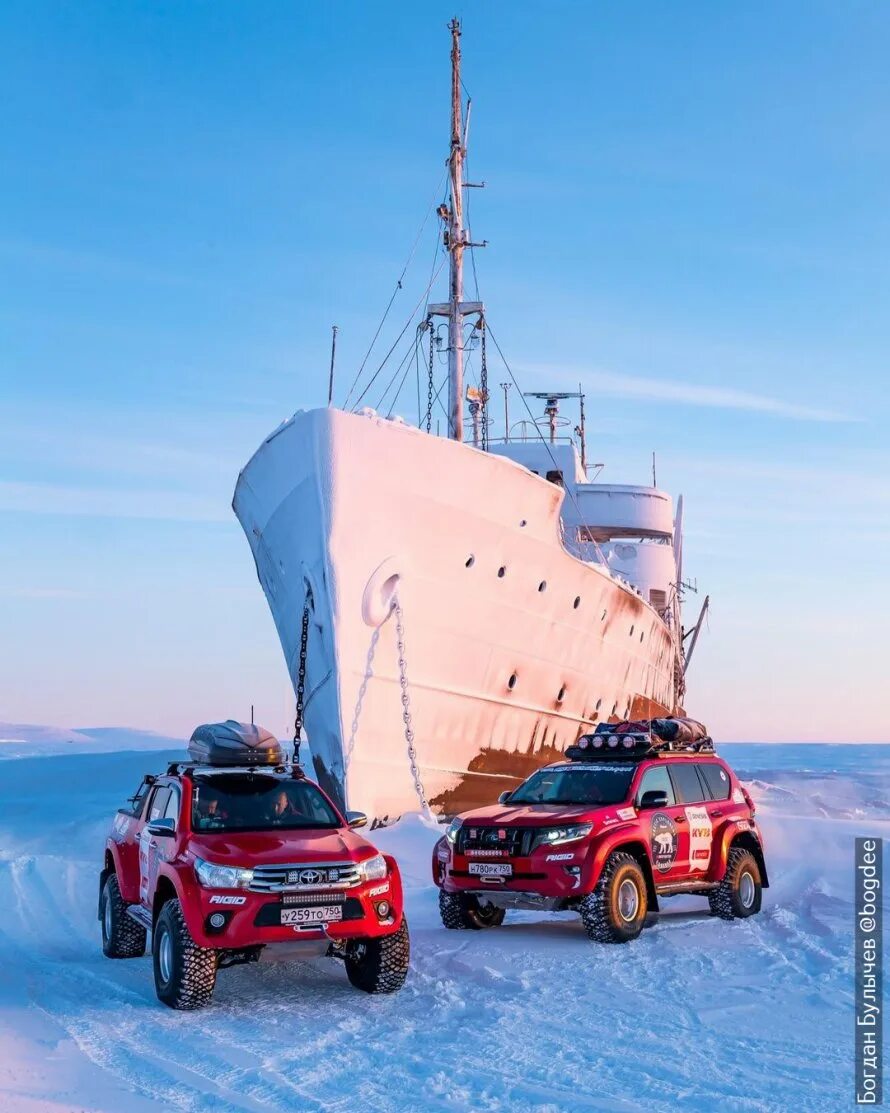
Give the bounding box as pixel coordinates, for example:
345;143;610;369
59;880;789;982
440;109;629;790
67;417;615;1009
187;828;376;865
457;803;607;826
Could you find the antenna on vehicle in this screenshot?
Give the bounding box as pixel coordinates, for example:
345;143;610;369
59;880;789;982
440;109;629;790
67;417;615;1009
250;704;254;726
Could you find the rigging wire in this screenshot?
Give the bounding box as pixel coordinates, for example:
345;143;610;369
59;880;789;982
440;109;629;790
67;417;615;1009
377;323;423;414
352;256;447;410
343;170;447;409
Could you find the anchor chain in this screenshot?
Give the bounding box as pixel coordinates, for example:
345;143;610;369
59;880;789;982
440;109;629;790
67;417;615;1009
392;595;432;817
425;320;434;433
293;592;312;766
480;322;489;450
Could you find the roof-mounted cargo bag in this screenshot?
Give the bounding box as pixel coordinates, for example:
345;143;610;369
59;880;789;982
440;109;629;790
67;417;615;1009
188;720;284;767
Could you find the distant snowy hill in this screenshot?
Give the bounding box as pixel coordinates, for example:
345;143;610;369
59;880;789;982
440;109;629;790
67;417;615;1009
0;722;185;759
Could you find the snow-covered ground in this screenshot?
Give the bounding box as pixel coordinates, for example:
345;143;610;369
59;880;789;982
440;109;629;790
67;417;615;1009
0;734;885;1112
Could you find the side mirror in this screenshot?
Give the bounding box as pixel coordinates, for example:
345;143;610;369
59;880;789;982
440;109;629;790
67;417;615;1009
346;810;368;829
639;790;669;810
497;790;512;805
147;817;175;838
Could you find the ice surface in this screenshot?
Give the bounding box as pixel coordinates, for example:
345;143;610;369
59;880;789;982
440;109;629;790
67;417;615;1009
0;739;885;1112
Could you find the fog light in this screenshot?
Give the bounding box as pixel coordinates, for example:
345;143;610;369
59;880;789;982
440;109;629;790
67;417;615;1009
375;900;391;919
209;912;226;929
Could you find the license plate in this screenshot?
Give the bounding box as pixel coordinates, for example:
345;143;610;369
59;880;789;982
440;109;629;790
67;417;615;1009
468;862;512;877
281;905;343;925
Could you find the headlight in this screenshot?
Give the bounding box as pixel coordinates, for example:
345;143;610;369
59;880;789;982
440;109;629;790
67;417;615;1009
536;823;593;848
445;818;462;845
358;853;388;882
194;856;254;890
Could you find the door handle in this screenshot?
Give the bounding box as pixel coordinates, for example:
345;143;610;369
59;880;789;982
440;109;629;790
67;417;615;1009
674;816;687;824
711;810;724;818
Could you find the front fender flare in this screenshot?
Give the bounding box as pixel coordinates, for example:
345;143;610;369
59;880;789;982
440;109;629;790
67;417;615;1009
584;829;659;913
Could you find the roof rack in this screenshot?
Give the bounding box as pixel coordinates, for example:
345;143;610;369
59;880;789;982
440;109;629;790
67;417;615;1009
164;762;304;779
564;717;715;763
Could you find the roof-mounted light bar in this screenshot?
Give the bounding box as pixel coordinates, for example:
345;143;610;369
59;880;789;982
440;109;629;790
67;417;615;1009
565;718;714;762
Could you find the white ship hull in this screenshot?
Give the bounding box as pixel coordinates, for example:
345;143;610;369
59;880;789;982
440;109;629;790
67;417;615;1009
234;408;679;821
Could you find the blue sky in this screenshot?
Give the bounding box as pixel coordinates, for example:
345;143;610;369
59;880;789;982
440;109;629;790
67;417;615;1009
1;1;887;741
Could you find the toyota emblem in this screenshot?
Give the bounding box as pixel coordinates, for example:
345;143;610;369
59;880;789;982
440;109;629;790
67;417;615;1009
299;868;323;885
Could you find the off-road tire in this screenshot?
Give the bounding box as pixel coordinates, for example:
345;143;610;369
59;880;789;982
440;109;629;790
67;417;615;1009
344;917;410;994
100;874;147;958
438;890;507;930
709;847;762;920
579;851;648;944
152;898;217;1010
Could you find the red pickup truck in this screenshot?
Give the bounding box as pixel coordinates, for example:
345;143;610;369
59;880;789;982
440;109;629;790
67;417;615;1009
99;721;409;1009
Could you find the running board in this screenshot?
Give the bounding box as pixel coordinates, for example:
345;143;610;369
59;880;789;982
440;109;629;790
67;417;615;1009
126;905;153;931
655;881;719;896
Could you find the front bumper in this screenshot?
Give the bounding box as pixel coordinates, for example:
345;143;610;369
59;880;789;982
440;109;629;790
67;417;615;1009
433;836;592;901
183;867;404;949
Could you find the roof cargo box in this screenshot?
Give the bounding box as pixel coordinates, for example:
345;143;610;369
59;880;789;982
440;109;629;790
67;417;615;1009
188;720;284;767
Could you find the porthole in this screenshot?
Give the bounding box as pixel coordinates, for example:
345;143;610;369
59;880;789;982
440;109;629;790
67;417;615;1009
465;555;475;568
629;625;634;637
519;519;527;527
573;596;581;609
640;630;645;643
601;609;607;621
595;698;602;711
498;566;506;578
557;685;566;703
538;581;547;593
611;703;618;717
508;672;517;690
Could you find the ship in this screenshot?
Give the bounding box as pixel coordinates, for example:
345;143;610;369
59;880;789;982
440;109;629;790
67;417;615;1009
233;20;708;822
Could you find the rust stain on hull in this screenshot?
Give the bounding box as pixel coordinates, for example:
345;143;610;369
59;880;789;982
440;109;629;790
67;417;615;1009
428;692;673;815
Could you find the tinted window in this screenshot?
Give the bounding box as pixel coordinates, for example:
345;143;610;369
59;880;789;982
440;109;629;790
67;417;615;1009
668;762;707;804
191;775;341;832
147;786;171;822
509;764;635;806
163;787;181;825
126;779;153;818
635;765;676;807
698;763;731;801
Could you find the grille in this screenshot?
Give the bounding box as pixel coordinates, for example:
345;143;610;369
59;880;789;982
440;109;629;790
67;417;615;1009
456;826;537;857
249;861;361;893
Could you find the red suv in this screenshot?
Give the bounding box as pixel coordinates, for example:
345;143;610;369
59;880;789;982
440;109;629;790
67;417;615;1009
432;720;768;943
99;721;409;1008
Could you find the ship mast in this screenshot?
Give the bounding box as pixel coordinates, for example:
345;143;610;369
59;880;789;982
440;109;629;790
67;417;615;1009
446;18;465;440
430;18;485;441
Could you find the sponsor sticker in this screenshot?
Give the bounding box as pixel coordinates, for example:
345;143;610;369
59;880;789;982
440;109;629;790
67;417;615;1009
732;787;745;804
368;882;390;897
545;852;575;862
209;895;246;906
685;806;713;872
616;807;636;821
650;813;678;873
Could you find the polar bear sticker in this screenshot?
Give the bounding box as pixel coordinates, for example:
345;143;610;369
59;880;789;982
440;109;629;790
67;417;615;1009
650;813;678;873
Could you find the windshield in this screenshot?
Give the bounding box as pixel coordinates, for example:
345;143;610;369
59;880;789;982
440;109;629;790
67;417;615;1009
191;774;341;833
509;764;635;806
